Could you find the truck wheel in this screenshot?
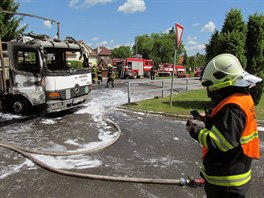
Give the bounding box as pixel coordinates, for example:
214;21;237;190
12;97;31;115
133;72;138;79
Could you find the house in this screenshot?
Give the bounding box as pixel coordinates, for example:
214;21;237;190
98;58;113;77
78;40;98;67
65;39;98;67
93;46;112;58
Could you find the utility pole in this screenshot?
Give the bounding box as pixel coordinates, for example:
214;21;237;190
0;9;61;39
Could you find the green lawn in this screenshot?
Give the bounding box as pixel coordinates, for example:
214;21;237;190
123;88;264;120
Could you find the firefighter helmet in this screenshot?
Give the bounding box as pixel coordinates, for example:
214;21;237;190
201;54;262;92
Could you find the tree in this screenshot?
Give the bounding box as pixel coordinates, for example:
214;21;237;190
221;8;247;66
0;0;27;41
246;13;264;105
133;30;186;67
182;51;190;72
188;53;206;71
205;9;247;66
111;46;132;59
205;30;221;62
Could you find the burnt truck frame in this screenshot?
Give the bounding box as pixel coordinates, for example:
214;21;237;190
0;34;92;115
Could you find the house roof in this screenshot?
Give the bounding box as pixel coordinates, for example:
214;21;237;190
93;46;112;56
98;57;112;66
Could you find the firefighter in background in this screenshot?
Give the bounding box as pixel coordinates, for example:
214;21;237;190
186;54;262;198
91;64;97;84
97;64;103;84
106;64;115;88
150;66;156;80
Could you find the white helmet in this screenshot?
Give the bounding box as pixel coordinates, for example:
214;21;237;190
201;54;262;92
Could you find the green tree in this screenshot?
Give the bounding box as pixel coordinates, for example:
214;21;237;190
246;13;264;105
189;53;206;71
221;8;247;67
206;9;247;66
111;46;132;59
205;30;221;62
0;0;27;41
133;30;185;67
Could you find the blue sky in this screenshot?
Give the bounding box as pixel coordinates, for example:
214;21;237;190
15;0;263;56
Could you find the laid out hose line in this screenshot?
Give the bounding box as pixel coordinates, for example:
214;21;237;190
0;142;182;184
0;118;184;185
1;119;122;156
2;113;205;186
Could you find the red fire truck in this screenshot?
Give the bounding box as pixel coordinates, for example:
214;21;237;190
112;56;153;79
157;63;186;78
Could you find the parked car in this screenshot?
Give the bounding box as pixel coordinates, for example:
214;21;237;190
194;66;205;77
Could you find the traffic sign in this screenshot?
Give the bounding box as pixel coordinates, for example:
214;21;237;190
176;23;184;48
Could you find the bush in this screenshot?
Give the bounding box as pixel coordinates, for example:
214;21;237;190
67;60;83;69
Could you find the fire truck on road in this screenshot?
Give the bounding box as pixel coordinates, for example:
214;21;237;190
112;55;153;79
157;63;186;78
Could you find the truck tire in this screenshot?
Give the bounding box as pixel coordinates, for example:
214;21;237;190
133;72;138;79
12;97;31;115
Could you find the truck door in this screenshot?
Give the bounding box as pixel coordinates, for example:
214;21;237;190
8;43;46;106
132;60;144;76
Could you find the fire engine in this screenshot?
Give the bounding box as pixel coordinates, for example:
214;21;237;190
112;55;153;79
157;63;186;78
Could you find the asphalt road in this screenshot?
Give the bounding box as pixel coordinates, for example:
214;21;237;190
0;79;263;198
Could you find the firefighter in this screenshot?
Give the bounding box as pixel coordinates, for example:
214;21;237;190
106;64;115;88
186;54;262;198
91;64;97;84
97;64;103;84
150;66;156;80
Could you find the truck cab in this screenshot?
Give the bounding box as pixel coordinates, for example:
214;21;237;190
0;34;92;114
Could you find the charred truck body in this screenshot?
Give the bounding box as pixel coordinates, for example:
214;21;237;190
0;34;92;114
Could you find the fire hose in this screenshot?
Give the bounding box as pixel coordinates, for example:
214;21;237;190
0;119;204;187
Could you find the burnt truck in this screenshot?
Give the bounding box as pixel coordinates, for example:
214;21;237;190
0;33;92;115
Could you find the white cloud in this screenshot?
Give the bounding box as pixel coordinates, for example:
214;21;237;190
112;43;134;49
118;0;146;14
43;20;52;28
187;40;198;45
186;44;205;52
187;36;198;45
201;21;216;33
69;0;112;8
192;23;200;27
163;27;174;34
83;0;112;7
96;40;114;46
91;37;99;41
69;0;79;7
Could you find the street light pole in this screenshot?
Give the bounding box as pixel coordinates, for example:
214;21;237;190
0;9;60;39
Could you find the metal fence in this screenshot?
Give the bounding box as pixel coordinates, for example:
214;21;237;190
127;77;202;104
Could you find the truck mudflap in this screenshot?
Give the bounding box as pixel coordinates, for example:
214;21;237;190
46;94;90;113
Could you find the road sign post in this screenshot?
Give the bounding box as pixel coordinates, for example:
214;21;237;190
170;23;184;107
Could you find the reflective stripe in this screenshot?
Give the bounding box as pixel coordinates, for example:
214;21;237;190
209;126;234;152
198;129;210;148
240;131;259;144
201;166;251;186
